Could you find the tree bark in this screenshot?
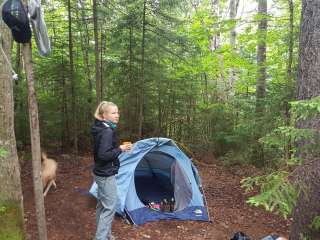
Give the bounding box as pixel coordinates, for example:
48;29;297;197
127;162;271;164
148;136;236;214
284;0;294;161
289;1;320;239
100;30;106;97
287;0;294;85
61;59;69;151
128;24;136;135
254;0;267;166
0;5;24;221
77;0;93;126
20;0;47;237
22;40;48;240
93;0;102;104
67;0;78;154
138;0;147;139
210;0;227;101
228;0;238;95
255;0;267;116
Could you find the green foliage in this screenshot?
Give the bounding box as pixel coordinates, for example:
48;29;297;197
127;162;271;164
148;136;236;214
10;0;303;170
310;216;320;231
260;126;311;166
242;96;320;219
241;171;299;218
291;97;320;121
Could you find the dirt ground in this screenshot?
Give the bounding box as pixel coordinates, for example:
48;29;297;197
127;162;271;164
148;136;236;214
22;153;289;240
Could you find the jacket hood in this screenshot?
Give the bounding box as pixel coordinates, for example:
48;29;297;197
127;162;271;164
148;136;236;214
91;119;110;136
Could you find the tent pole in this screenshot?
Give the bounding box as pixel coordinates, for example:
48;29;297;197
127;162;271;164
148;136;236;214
200;185;212;223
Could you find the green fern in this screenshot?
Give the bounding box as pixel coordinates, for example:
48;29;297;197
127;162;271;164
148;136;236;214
241;171;299;218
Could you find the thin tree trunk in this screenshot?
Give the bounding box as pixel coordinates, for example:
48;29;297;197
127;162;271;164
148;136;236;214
287;0;294;84
101;30;106;97
67;0;78;154
228;0;238;95
255;0;267;115
210;0;220;50
211;0;226;101
138;0;147;139
61;58;69;152
284;0;294;161
128;24;135;135
78;0;93;125
255;0;267;166
203;72;209;105
22;28;48;240
93;0;102;104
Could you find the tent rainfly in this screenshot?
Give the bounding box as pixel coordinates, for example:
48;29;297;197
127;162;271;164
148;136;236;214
90;137;210;225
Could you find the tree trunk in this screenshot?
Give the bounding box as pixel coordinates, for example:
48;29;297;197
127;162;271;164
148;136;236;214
138;0;147;139
78;0;93;126
255;0;267;116
228;0;238;95
100;30;106;97
0;8;24;232
287;0;294;85
93;0;102;104
211;0;227;101
290;1;320;239
20;1;47;237
61;62;69;152
255;0;267;166
67;0;78;154
284;0;294;161
210;0;220;50
22;39;48;240
128;24;136;135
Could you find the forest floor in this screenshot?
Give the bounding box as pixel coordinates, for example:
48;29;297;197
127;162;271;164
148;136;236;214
21;153;290;240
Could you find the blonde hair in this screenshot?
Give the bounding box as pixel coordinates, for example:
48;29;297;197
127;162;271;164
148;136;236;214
94;101;117;120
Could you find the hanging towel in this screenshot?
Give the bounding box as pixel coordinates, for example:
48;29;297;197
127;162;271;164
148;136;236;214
28;0;51;56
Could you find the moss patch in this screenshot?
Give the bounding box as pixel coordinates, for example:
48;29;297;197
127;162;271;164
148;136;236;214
0;202;24;240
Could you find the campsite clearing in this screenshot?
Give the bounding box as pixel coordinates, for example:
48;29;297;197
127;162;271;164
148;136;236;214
22;153;289;239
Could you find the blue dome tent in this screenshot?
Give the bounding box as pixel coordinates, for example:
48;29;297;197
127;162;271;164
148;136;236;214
89;138;210;225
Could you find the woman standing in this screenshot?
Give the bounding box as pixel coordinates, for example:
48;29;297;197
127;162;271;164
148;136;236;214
91;101;132;240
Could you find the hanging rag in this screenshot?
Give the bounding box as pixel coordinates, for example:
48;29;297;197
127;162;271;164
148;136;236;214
28;0;51;56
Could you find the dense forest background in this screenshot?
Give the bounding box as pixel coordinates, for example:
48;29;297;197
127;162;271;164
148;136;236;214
14;0;301;165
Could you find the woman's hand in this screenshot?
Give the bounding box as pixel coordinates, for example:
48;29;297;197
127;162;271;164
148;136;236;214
120;143;132;152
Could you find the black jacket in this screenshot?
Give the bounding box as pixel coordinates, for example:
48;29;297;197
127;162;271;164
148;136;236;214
91;119;121;177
